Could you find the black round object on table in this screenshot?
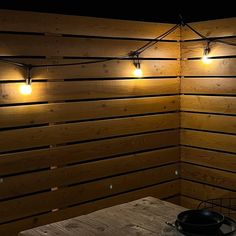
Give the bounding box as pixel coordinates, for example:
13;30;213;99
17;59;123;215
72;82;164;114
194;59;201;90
175;217;236;235
176;209;225;234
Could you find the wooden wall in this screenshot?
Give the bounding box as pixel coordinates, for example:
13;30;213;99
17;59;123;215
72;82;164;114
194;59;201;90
2;9;235;235
0;10;180;235
180;18;236;208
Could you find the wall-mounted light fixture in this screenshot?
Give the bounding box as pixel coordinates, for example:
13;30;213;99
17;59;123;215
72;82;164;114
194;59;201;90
202;41;211;64
20;66;32;95
129;52;143;78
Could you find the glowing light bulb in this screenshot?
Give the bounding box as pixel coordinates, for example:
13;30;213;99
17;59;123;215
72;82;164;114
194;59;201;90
134;67;143;78
20;84;32;95
130;52;143;78
202;55;211;64
202;42;211;64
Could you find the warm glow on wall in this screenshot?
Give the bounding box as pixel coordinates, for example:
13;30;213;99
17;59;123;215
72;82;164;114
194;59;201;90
202;41;211;64
20;83;32;95
19;66;32;95
132;53;143;78
202;55;211;64
133;67;143;78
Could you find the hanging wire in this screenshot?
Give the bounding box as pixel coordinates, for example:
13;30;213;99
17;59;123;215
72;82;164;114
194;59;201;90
1;19;235;71
0;23;180;70
184;22;236;46
132;23;180;55
32;58;115;68
0;58;26;68
212;38;236;46
184;22;207;39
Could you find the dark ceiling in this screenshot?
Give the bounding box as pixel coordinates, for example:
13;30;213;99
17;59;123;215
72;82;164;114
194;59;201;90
0;0;235;23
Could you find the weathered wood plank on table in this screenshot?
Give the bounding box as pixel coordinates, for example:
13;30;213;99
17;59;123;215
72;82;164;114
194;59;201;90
19;197;185;236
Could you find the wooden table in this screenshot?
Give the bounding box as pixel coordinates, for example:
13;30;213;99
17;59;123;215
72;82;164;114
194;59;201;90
19;197;185;235
19;197;236;236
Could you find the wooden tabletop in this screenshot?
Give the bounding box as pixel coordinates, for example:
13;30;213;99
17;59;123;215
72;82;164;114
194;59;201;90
19;197;186;235
19;196;236;236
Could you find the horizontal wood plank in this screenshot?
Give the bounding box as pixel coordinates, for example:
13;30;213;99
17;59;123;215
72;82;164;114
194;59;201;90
0;34;180;58
180;196;201;209
0;78;180;104
181;38;236;58
0;96;179;128
0;130;179;175
0;180;179;236
181;180;236;201
0;60;180;80
0;147;179;199
0;163;179;223
181;129;236;153
180;195;236;220
0;113;179;152
181;78;236;95
181;146;236;172
165;195;180;205
182;59;236;76
181;112;236;134
182;18;236;40
0;10;180;40
180;95;236;114
181;163;236;191
18;197;185;236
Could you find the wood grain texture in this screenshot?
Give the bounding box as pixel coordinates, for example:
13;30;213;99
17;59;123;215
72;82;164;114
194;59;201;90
19;197;186;236
180;95;236;114
180;196;201;209
182;59;236;76
0;147;179;199
0;10;180;40
181;38;236;58
0;183;179;236
181;129;236;153
0;34;180;58
181;78;236;95
181;146;236;172
0;9;181;235
180;195;236;220
0;78;180;104
181;180;236;200
0;96;179;128
0;164;179;223
0;113;179;153
182;18;236;40
181;162;236;191
181;112;236;134
0;130;179;176
0;60;180;80
180;16;236;218
181;186;236;215
165;195;180;205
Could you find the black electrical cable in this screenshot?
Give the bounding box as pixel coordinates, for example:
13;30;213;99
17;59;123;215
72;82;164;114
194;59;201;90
0;58;26;68
0;23;180;70
212;39;236;46
136;24;180;55
184;22;207;39
32;58;115;68
133;23;180;55
33;23;179;68
184;22;236;47
2;20;234;71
